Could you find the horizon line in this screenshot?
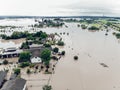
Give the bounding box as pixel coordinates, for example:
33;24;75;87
0;15;120;18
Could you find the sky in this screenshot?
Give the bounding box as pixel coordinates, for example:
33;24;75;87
0;0;120;16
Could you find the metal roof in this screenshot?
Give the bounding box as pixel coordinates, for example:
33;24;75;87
1;78;26;90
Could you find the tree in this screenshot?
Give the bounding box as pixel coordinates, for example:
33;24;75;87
20;62;30;68
106;22;112;26
74;56;78;60
88;26;99;30
81;24;87;29
53;47;59;53
61;51;65;55
20;42;29;49
3;60;8;65
57;41;64;46
26;68;31;74
19;51;31;62
43;85;52;90
41;49;51;65
14;68;21;75
44;44;51;47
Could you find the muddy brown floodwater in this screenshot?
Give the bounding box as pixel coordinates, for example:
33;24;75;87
47;23;120;90
1;21;120;90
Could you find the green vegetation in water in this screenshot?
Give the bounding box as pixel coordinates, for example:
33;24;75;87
26;68;31;74
53;47;59;53
40;49;51;66
0;25;17;29
18;51;31;63
81;24;87;29
43;85;52;90
3;60;8;65
74;56;78;60
19;62;30;68
61;51;65;55
33;19;64;28
57;41;65;46
14;68;21;75
20;41;30;49
115;33;120;39
0;31;48;40
88;26;99;30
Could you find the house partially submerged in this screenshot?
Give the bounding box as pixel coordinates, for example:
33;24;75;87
0;47;23;58
0;71;7;88
25;44;52;57
1;77;26;90
31;57;42;63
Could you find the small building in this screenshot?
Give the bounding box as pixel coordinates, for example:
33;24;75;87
1;78;26;90
0;71;7;88
4;47;17;52
0;49;23;59
31;57;42;63
29;44;43;49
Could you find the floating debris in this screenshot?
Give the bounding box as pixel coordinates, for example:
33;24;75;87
100;63;108;68
105;33;108;36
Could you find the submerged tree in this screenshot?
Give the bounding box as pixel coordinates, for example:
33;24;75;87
57;41;64;46
53;47;59;53
19;51;31;62
74;56;78;60
14;68;21;75
41;49;51;65
43;85;52;90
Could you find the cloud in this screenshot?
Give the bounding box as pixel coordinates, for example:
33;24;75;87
0;0;120;16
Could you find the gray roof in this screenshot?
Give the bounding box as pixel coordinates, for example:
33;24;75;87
1;50;23;55
9;74;17;80
0;71;7;86
1;78;26;90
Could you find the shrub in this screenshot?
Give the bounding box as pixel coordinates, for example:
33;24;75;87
57;41;64;46
51;56;58;60
44;44;51;47
53;47;59;53
19;51;31;63
20;62;30;68
3;60;8;65
81;24;87;29
61;51;65;55
26;68;31;74
74;56;78;60
41;49;51;65
29;63;35;68
43;85;52;90
88;26;99;30
14;68;21;75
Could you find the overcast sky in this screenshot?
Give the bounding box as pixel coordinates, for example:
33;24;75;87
0;0;120;16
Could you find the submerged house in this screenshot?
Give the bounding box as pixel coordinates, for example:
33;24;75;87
26;44;52;57
1;78;26;90
0;47;23;58
31;57;42;63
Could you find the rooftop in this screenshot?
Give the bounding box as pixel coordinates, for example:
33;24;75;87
1;78;26;90
31;56;42;63
0;71;7;86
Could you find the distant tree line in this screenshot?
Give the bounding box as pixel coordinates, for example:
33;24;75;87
0;31;48;40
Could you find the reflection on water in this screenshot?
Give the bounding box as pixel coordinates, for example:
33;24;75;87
0;19;120;90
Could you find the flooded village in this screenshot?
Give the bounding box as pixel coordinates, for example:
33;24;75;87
0;17;120;90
